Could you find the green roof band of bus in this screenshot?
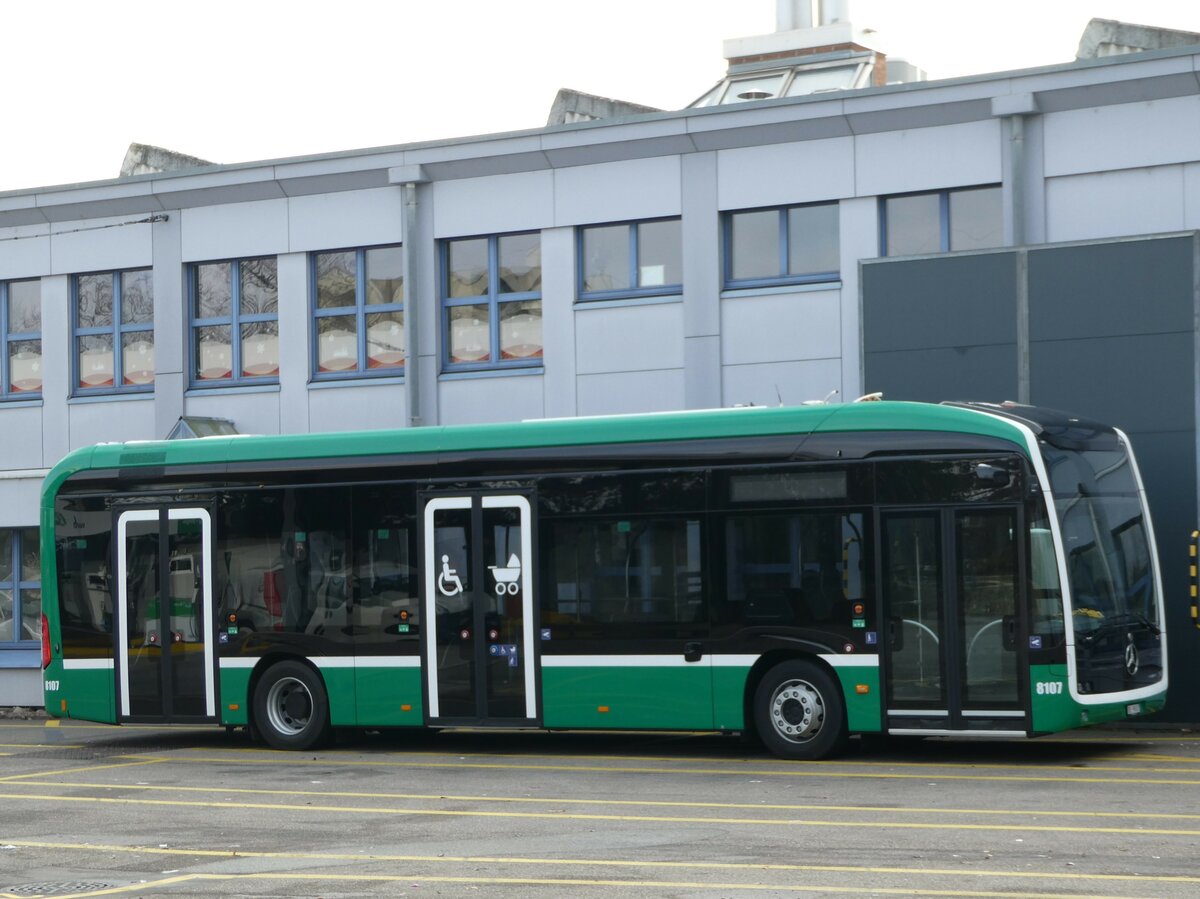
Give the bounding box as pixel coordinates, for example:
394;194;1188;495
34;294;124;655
43;401;1028;500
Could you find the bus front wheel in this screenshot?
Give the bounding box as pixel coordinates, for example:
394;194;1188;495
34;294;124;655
252;660;331;751
754;660;847;760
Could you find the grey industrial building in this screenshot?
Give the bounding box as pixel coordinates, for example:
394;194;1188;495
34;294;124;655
3;4;1200;719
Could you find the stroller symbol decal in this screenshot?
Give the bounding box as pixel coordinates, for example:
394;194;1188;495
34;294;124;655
489;554;522;595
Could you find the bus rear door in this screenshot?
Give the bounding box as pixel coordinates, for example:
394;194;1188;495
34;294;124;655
115;507;216;723
421;493;538;726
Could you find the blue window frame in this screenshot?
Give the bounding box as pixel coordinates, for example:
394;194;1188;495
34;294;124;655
441;233;542;372
880;185;1002;256
71;269;154;395
189;257;279;387
723;203;840;290
1;279;41;398
310;245;405;380
0;528;40;647
577;218;682;301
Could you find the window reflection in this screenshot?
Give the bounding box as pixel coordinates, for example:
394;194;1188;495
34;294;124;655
885;193;941;256
582;225;630;293
311;246;404;378
637;219;681;287
2;280;41;395
0;527;41;645
241;321;280;378
731;209;779;281
949;187;1003;251
542;518;704;633
448;239;489;297
443;233;541;369
449;305;490;363
499;233;541;294
317;316;358;372
73;270;153;392
196;326;233;381
787;204;839;275
499;301;542;360
191;258;279;385
366;312;405;369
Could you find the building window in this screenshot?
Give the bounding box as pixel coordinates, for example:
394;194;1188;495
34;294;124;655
881;186;1003;256
578;218;682;301
72;269;154;394
0;528;40;646
189;257;279;386
311;246;405;379
723;203;839;289
1;279;41;398
441;233;542;370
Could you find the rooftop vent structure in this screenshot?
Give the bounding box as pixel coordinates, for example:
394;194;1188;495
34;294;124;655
689;0;924;108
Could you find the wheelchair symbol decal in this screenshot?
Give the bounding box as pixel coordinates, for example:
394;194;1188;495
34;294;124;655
489;554;522;596
437;554;464;597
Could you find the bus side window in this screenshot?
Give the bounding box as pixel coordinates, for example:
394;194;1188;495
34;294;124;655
722;511;868;628
540;517;704;636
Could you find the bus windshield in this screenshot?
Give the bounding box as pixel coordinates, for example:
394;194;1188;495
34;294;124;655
1043;438;1163;695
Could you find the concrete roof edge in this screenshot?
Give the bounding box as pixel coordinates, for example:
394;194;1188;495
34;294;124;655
0;44;1198;208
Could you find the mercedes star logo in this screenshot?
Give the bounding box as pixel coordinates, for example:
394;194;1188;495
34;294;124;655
1125;635;1140;677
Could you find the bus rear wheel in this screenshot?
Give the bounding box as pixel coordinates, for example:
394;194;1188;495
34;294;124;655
754;660;847;760
252;660;331;751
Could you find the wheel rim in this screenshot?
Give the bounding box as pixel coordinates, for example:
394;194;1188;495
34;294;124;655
265;676;313;736
768;678;826;744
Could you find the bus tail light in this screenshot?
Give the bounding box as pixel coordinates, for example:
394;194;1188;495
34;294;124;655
41;614;51;669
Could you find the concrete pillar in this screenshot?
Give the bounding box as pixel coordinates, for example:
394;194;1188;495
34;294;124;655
152;212;184;439
681;152;722;409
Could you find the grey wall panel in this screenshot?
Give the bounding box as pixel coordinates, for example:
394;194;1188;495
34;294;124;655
1029;332;1194;433
862;253;1018;354
1029;237;1193;340
864;345;1018;402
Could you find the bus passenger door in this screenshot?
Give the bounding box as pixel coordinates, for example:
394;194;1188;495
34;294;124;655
115;508;216;722
421;493;537;725
882;507;1026;734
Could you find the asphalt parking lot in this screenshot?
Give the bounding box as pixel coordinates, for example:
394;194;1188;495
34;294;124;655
2;719;1200;898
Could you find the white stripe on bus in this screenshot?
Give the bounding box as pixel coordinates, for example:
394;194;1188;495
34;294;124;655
539;654;879;669
62;659;114;671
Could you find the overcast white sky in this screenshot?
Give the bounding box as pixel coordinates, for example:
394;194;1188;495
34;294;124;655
4;0;1200;192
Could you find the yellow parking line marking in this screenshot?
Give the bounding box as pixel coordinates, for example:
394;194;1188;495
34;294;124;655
155;752;1200;785
6;791;1200;835
12;778;1200;823
183;744;1191;774
9;869;1174;899
5;838;1200;887
0;758;163;783
0;743;83;749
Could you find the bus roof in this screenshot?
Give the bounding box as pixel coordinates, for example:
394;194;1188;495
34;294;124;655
44;400;1029;502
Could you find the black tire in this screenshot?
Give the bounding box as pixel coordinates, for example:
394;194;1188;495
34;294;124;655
252;660;331;750
753;659;847;760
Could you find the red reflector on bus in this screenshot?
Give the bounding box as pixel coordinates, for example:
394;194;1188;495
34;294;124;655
401;704;412;712
856;684;870;695
41;614;51;669
597;706;610;713
229;704;240;712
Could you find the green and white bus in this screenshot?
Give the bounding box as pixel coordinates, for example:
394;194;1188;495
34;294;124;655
40;400;1167;759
